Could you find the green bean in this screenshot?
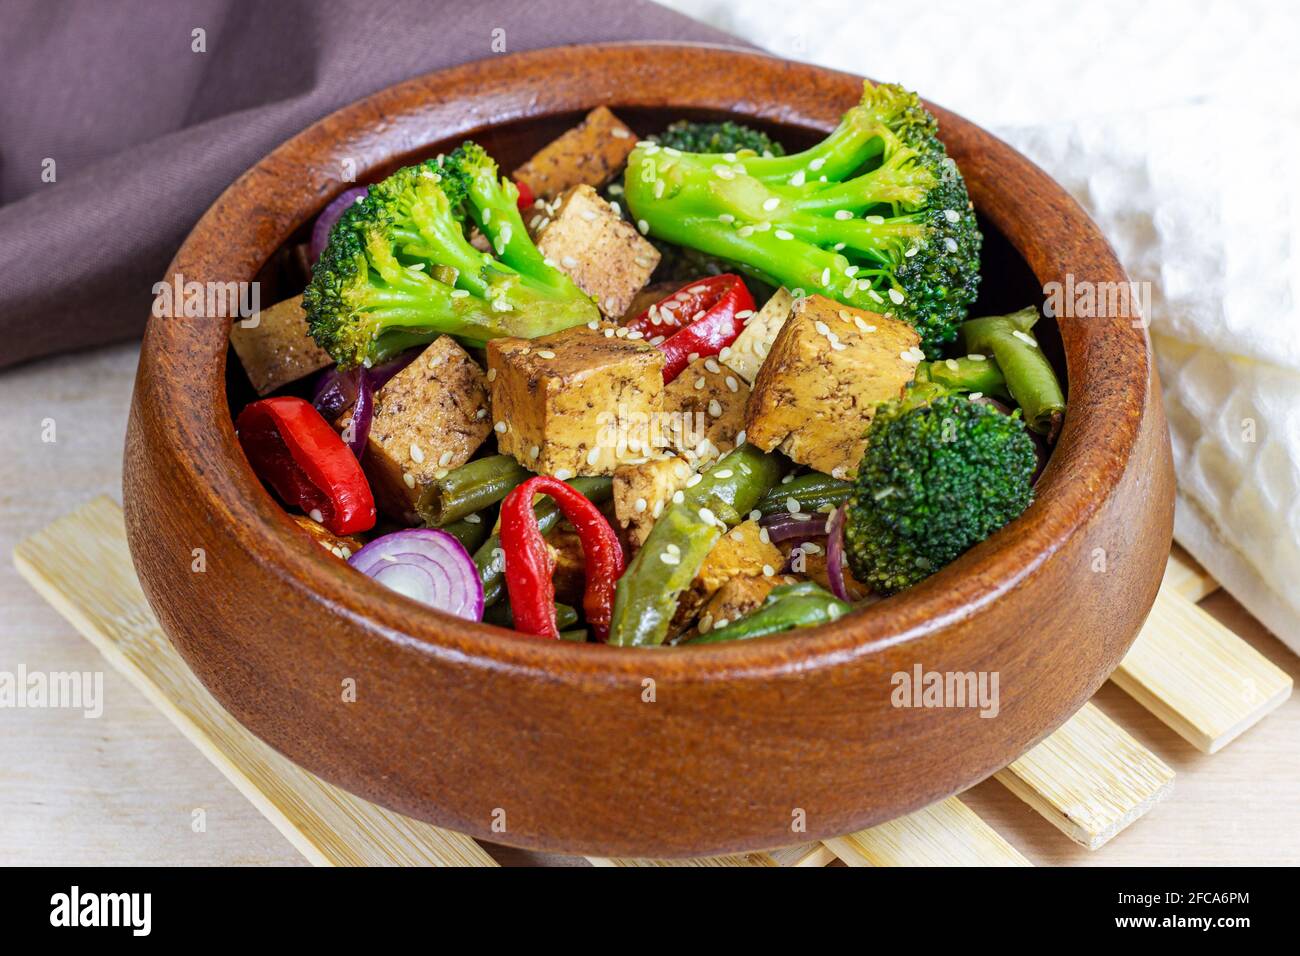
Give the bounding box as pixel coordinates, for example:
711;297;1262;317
960;308;1066;439
558;629;588;643
417;455;532;527
474;475;613;607
691;582;852;644
438;512;494;552
608;444;783;647
917;355;1009;398
756;472;851;516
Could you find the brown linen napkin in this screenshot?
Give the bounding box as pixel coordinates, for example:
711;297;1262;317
0;0;743;369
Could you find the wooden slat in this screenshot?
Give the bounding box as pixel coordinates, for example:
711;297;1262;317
589;841;831;868
1162;549;1219;602
823;797;1030;866
13;497;496;867
1113;586;1292;754
994;703;1174;849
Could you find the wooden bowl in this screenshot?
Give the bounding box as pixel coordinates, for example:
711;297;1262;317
123;43;1174;858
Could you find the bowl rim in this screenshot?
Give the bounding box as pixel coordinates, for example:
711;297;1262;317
153;42;1148;682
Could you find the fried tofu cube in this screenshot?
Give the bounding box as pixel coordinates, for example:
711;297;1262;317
662;356;750;460
229;294;333;395
513;106;637;199
361;336;492;522
535;185;660;318
744;295;921;479
546;526;588;607
722;287;795;385
695;573;800;636
671;518;785;631
613;455;694;550
487;325;664;477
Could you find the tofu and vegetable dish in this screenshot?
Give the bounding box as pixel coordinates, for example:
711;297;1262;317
230;82;1066;646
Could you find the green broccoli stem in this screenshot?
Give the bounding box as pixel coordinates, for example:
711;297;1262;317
959;308;1066;440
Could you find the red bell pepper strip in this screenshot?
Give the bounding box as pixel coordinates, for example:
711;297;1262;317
499;476;625;641
236;396;376;536
624;274;755;382
514;178;536;211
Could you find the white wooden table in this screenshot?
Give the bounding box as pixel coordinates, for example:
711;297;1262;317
2;343;1296;865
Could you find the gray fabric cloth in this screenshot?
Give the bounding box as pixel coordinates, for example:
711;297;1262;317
0;0;738;368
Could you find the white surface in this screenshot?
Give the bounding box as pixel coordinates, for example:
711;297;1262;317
662;0;1300;648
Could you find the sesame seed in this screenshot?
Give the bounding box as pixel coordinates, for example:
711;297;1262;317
476;408;488;419
698;507;716;525
725;376;739;392
904;246;919;258
969;392;984;401
694;377;706;390
821;267;831;285
586;447;601;466
450;288;470;298
652;500;664;518
604;328;615;338
666;543;681;555
561;255;578;268
719;213;735;224
762;197;780;211
464;513;481;524
945;237;959;253
946;359;960;372
686;474;702;488
789;170;806;187
659;551;680;566
713;617;729;629
672;490;685;504
438;450;454;467
734;430;746;445
944;209;960;223
865;215;885;224
834;209;853;220
637;219;649;235
587;320;600;330
786;497;801;514
968;353;986;361
762;564;775;577
529;445;540;460
809;157;826;171
759;527;771;544
536;350;556;359
580;208;598;221
699;613;714;633
611;127;631;139
1012;330;1039;347
845;265;860;278
634;497;647;513
402;473;416;490
409;443;425;463
494;421;507;433
704;358;721;373
486;368;497;381
554;468;573;480
653;179;665;199
774;229;794;240
737;225;754;238
707;399;722;418
889;288;906;304
712;164;735;180
309;508;324;523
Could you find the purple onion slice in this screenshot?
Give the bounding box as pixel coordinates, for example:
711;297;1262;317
348;529;483;621
825;503;849;601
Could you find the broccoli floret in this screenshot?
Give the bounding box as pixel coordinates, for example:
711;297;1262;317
650;119;786;157
305;143;598;367
844;391;1036;594
623;82;981;356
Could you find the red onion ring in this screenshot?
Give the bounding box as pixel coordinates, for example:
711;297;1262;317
348;529;483;621
825;503;849;601
758;510;828;543
310;187;368;263
313;349;421;457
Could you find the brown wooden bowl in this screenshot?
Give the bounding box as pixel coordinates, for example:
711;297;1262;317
123;43;1174;858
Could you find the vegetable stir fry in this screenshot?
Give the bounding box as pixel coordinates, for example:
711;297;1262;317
230;88;1066;645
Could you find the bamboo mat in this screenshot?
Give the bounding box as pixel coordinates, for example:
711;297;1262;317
13;497;1292;866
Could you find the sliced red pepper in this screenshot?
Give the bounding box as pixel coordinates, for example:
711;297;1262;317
237;396;376;536
500;476;625;641
624;274;755;382
514;178;536;211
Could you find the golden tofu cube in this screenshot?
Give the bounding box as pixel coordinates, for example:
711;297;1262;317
513;106;637;199
744;295;921;479
661;356;750;462
671;518;785;632
229;294;333;395
487;325;664;478
696;573;799;636
722;287;795;385
535;185;660;318
613;455;694;550
361;336;491;522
